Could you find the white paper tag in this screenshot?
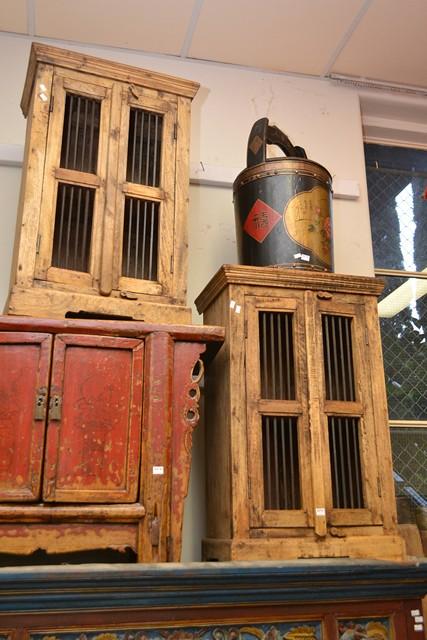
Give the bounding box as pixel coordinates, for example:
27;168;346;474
414;624;423;632
415;616;424;623
301;253;311;262
315;507;326;517
153;466;164;475
235;304;241;314
229;299;236;309
412;610;421;617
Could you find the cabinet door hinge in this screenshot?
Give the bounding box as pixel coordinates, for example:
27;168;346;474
244;318;248;339
170;254;174;274
173;122;177;140
49;94;54;113
36;234;41;254
150;515;160;547
365;326;370;345
377;476;382;497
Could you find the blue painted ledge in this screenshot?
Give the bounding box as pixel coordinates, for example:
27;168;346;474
0;559;426;613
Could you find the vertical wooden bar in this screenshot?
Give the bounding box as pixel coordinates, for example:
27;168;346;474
138;332;173;562
172;96;190;303
99;82;121;296
304;290;327;537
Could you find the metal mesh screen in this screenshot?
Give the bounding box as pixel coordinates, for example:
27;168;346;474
127;108;163;186
365;144;427;422
262;415;301;510
60;93;100;174
322;314;355;401
52;183;94;272
364;144;427;521
122;197;159;281
391;427;427;504
378;276;427;420
328;417;364;509
259;311;295;399
365;144;427;272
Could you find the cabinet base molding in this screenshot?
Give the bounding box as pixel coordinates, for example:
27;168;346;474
203;533;406;563
6;286;192;323
0;523;138;555
0;503;146;522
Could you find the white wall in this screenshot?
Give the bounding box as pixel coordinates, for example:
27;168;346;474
0;33;378;561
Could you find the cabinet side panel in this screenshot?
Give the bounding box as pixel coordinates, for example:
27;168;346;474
172;96;192;304
365;296;399;533
203;290;233;541
7;64;54;296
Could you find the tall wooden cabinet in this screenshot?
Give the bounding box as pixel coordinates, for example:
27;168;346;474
0;316;223;562
6;43;199;322
195;265;406;561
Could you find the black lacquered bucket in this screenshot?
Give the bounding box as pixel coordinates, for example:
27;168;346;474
233;118;333;271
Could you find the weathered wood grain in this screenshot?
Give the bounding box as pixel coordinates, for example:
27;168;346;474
198;267;404;562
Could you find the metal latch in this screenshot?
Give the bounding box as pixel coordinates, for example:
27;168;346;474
34;387;48;420
49;395;62;421
150;515;160;547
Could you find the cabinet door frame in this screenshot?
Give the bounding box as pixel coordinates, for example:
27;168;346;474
35;70;113;291
43;333;144;503
310;295;383;527
112;87;178;298
0;332;52;501
245;295;313;529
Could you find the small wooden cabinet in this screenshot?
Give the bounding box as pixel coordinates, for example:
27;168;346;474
0;315;223;562
6;43;199;322
196;265;406;561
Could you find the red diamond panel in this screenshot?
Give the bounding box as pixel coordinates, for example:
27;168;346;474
243;199;281;243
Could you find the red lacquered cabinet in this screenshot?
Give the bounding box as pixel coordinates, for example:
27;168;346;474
0;316;223;562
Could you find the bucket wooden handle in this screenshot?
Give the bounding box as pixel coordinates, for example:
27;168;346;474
246;117;307;167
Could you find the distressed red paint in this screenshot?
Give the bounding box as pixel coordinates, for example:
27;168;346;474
0;316;224;561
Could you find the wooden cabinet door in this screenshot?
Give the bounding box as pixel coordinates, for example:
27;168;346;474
0;332;52;501
43;334;144;503
245;295;313;530
35;71;113;292
307;293;383;527
111;86;178;298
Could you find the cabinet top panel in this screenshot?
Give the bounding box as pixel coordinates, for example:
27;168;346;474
195;265;385;313
21;42;200;115
0;314;224;345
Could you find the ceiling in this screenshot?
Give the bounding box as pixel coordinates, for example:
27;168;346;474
0;0;426;92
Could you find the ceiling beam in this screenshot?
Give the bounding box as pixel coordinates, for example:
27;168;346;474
321;0;374;77
180;0;205;58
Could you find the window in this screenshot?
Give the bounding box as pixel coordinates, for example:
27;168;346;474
365;143;427;518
